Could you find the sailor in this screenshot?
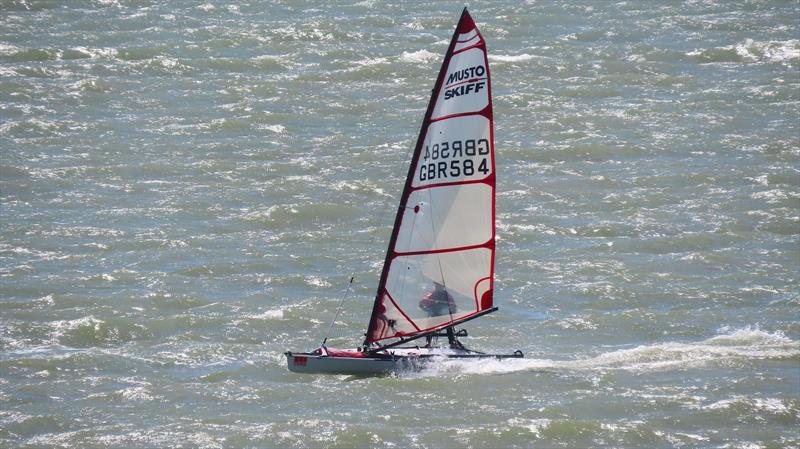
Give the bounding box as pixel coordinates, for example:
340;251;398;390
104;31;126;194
419;282;457;347
419;281;457;317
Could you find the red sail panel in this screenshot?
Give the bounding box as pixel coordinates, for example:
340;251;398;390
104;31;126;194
365;9;494;344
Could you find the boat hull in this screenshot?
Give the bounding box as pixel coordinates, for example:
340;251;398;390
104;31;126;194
285;348;523;375
286;352;408;374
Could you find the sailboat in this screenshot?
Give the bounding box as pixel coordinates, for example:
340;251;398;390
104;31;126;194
285;8;523;374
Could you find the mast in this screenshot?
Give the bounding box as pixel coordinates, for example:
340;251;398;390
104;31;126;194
364;8;495;346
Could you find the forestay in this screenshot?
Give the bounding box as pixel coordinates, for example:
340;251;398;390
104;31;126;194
365;9;495;344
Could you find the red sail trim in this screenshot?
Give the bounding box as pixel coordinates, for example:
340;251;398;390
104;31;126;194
457;8;477;33
410;176;494;193
364;8;474;345
452;42;485;56
430;104;492;123
474;276;491;309
368;309;489;343
384;290;422;332
456;29;480;43
392;240;493;258
486;27;496;314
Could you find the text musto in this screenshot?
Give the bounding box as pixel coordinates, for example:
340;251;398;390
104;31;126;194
444;65;487;101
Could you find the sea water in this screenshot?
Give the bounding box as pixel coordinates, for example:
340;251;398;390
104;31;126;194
1;1;798;448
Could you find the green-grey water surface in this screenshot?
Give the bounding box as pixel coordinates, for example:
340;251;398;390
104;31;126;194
1;1;799;448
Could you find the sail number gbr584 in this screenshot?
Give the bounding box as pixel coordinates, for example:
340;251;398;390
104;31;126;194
419;138;490;182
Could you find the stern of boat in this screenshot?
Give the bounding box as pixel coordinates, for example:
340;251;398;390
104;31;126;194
284;348;402;375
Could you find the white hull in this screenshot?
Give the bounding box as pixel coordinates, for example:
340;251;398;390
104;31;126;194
286;352;407;375
285;347;523;375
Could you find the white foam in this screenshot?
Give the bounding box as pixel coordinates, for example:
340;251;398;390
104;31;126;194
120;385;156;401
690;38;800;65
554;316;598;330
506;417;551;437
735;38;800;63
0;66;16;77
49;316;104;341
245;309;285;320
703;396;791;415
0;43;20;55
415;326;800;377
241;204;298;221
400;49;438;63
490;53;536;63
305;275;331;288
751;188;795;204
257;124;286;134
352;56;389;67
70;46;118;59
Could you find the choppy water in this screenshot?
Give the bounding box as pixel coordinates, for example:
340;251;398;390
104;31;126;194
1;1;799;448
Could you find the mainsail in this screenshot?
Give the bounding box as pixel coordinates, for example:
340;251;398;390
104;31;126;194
365;9;495;344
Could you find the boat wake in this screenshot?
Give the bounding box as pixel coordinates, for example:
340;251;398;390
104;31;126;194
415;326;800;377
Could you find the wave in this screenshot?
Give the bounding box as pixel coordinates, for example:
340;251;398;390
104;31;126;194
46;315;152;347
400;49;438;63
490;53;536;63
243;309;286;320
417;326;799;377
687;39;799;65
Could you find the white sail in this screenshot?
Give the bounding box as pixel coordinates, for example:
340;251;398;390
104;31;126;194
365;9;495;343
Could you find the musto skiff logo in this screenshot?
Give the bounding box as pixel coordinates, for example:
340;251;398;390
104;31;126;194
443;65;486;100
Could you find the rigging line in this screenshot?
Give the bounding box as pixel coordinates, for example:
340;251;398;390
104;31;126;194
321;274;354;346
324;145;411;345
321;201;393;345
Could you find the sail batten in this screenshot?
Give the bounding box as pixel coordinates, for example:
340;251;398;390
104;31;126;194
393;241;493;258
364;8;494;345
